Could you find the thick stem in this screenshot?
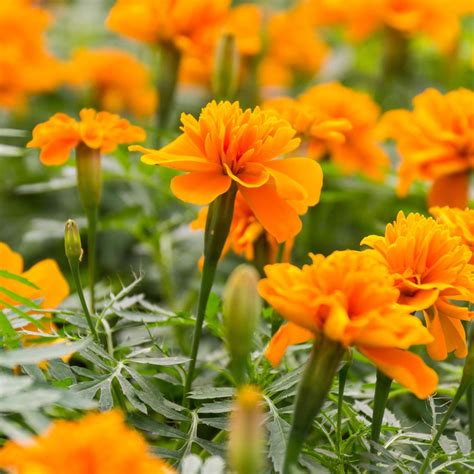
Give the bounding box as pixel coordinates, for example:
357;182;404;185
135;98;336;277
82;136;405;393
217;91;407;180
182;184;237;404
283;336;345;473
157;42;181;142
67;258;99;343
371;369;393;446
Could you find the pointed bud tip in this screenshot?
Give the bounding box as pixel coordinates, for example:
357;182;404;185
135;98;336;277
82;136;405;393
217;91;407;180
64;219;82;261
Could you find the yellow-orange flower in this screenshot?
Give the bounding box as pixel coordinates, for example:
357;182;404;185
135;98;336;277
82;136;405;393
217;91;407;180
260;250;438;399
430;207;474;263
379;88;474;208
362;211;474;360
0;0;62;109
259;7;329;88
0;411;176;474
131;101;323;243
106;0;229;55
65;48;157;118
0;242;69;334
27;109;146;166
265;83;389;180
191;192;293;265
179;4;262;86
303;0;471;52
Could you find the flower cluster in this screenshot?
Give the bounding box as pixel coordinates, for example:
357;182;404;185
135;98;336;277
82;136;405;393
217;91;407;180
260;249;438;399
0;0;62;109
28;109;146;166
362;211;474;360
0;411;176;474
64;48;158;118
379;88;474;208
264;82;389;180
132;100;323;243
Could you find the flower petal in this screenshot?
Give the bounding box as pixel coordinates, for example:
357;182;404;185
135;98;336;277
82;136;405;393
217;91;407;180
428;172;469;209
224;162;270;188
239;184;302;242
265;322;313;367
40;139;78;166
265;158;323;206
360;346;438;399
170;172;232;205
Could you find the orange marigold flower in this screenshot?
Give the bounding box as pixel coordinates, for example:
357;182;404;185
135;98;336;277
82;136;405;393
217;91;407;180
260;250;438;399
0;411;176;474
0;242;69;334
430;207;474;263
64;48;157;118
379;88;474;208
131;100;323;243
27;109;146;166
179;3;262;87
303;0;471;52
361;211;474;360
106;0;229;55
0;0;62;109
265;83;389;180
259;7;329;88
191;192;293;265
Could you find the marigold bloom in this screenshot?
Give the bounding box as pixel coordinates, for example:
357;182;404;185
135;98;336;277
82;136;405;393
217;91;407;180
379;88;474;208
303;0;471;52
65;48;157;118
191;192;293;265
0;242;69;334
260;250;438;399
0;411;176;474
430;207;474;263
362;211;474;360
260;8;329;88
106;0;229;55
266;83;389;180
179;4;262;87
27;109;146;166
132;101;323;242
0;0;62;109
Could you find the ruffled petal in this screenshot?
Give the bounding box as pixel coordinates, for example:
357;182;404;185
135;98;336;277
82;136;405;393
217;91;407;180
360;346;438;399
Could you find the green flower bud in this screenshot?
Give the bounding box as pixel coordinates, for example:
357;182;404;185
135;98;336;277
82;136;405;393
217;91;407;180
64;219;83;261
228;385;265;474
212;32;239;101
223;264;261;385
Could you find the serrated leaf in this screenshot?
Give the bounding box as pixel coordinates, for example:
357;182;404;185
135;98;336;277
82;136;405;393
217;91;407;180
188;387;234;400
99;380;113;411
117;375;147;414
0;338;90;367
268;416;290;473
197;401;232;414
130;356;190;366
455;431;470;455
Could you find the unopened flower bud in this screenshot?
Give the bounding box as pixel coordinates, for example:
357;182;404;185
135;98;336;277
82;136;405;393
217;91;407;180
64;219;82;261
212;33;239;101
75;142;102;212
228;385;265;474
223;264;261;385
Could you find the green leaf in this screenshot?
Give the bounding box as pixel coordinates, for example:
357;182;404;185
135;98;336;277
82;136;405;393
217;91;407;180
130;356;190;366
188;387;234;400
0;286;40;309
0;338;91;367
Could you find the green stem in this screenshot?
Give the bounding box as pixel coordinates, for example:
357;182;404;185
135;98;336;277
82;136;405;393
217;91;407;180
67;258;99;343
467;318;474;450
283;336;345;474
157;42;181;142
182;184;237;404
382;27;409;79
337;357;351;452
371;370;393;446
86;208;98;313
